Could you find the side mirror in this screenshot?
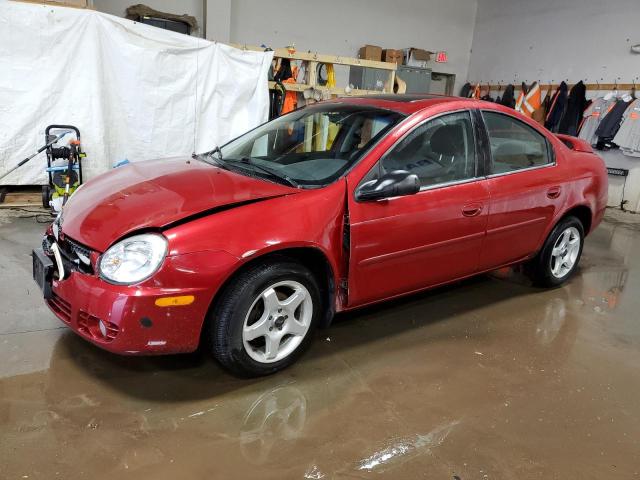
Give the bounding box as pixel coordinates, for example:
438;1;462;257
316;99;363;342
356;170;420;201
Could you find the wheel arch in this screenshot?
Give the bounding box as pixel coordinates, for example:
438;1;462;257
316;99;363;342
561;204;593;235
531;203;593;262
201;245;337;347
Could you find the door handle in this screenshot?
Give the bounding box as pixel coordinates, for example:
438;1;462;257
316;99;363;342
547;186;562;199
462;203;483;217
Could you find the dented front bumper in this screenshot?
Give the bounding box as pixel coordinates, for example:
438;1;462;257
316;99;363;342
34;239;240;355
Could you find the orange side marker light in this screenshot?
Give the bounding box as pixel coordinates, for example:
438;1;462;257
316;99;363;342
155;295;195;307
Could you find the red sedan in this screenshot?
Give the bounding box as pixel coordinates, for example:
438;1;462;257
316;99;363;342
33;95;608;377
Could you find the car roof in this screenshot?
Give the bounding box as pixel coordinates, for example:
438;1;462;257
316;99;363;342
323;94;493;115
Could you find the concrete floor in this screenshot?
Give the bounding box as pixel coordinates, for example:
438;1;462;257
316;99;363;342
1;211;640;479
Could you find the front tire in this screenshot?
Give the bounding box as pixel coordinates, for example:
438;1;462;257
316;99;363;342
209;258;322;377
526;216;584;287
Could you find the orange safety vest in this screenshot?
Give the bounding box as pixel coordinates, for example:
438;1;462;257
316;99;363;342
516;82;541;118
281;66;299;115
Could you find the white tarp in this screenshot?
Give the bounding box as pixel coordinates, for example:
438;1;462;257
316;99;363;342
0;1;273;185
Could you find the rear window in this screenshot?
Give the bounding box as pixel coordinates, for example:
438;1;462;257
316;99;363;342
482;111;551;174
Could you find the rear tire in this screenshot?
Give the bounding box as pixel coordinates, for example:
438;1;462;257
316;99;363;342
526;216;584;288
208;258;321;377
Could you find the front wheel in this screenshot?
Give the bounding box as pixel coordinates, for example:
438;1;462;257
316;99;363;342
526;216;585;287
208;259;321;377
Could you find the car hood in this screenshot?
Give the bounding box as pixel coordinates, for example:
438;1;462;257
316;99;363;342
59;157;297;252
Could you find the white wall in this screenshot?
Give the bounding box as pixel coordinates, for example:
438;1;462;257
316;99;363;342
92;0;477;91
467;0;640;212
468;0;640;90
228;0;478;92
93;0;204;36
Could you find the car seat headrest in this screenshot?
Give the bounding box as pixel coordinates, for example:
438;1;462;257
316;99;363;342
430;124;464;156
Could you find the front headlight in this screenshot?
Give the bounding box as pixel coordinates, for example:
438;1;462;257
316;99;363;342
99;233;168;284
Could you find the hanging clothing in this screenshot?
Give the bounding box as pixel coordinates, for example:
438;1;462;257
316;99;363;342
459;83;472;98
545;82;569;132
595;99;632;149
532;86;551;125
273;59;298;115
270;59;298;117
500;84;515;108
612;99;640;156
578;97;616;146
516;82;542;118
479;85;492;101
558;81;587;136
514;82;528;113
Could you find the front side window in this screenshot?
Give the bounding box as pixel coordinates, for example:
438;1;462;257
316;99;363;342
379;111;477;188
482;111;551;174
212;105;404;187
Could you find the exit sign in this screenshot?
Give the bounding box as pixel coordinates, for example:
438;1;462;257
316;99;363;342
435;51;448;63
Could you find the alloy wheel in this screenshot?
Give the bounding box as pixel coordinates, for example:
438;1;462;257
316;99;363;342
242;280;313;364
550;226;581;279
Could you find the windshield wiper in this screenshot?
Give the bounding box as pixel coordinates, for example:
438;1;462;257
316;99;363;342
221;157;299;188
192;146;223;164
197;145;223;160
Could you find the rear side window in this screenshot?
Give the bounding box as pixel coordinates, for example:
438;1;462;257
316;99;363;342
482;111;550;174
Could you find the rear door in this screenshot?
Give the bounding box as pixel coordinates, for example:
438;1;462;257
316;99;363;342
347;110;490;307
478;110;565;270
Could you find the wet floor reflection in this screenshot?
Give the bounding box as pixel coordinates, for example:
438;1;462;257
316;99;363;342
2;214;640;478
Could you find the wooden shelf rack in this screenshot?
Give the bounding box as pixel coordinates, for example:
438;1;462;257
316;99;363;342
232;44;397;97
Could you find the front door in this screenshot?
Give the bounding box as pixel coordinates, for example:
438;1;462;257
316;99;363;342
347;110;490;307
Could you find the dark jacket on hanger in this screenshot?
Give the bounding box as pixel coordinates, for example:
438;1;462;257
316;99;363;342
558;81;587;136
545;82;568;132
459;83;472;98
500;84;515;108
595;99;632;148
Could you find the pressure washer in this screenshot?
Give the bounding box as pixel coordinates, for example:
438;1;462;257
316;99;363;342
0;124;85;213
42;125;85;212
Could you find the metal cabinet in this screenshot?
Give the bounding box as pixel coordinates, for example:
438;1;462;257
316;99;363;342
396;66;432;94
348;65;432;93
348;66;389;91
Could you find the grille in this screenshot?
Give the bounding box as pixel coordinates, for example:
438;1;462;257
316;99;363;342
56;235;94;274
48;292;71;323
64;237;92;264
78;311;119;343
42;236;53;256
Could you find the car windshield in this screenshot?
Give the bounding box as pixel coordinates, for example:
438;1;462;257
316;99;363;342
211;104;404;187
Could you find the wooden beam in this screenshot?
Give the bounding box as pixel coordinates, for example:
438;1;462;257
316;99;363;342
231;44;397;71
267;81;386;96
475;82;638;92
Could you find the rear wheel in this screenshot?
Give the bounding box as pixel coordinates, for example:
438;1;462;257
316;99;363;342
209;259;321;377
526;216;584;287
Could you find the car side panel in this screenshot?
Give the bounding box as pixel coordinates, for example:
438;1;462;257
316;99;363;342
163;181;348;310
346;179;490;306
480;163;567;269
477;108;608;270
538;142;608;240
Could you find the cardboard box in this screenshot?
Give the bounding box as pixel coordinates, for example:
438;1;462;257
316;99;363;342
382;49;403;65
403;48;433;68
358;45;383;62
